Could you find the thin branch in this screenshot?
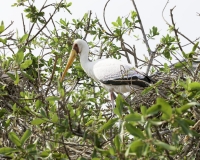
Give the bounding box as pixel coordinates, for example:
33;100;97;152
61;136;71;160
162;0;200;50
21;13;26;34
3;21;14;32
83;10;92;40
170;6;184;53
45;56;58;96
130;0;152;56
50;13;58;37
25;0;64;46
103;0;113;34
162;0;170;26
120;38;131;64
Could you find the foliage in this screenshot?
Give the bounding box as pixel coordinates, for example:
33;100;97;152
0;0;200;159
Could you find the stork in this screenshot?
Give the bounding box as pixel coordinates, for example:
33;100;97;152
60;39;152;108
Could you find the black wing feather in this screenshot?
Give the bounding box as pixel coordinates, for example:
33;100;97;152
100;75;152;87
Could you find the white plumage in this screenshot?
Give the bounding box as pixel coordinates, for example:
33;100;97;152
61;39;151;95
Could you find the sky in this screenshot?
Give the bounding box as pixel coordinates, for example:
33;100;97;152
0;0;200;66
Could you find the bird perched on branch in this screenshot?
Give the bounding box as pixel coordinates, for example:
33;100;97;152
60;39;152;106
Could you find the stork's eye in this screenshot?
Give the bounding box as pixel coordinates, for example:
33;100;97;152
73;43;79;53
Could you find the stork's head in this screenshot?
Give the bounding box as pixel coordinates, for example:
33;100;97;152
60;39;87;82
72;39;88;55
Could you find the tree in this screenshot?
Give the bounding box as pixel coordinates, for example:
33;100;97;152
0;0;200;159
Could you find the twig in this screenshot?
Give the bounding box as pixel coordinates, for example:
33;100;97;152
83;10;92;40
162;0;200;50
146;52;155;75
120;38;131;64
130;0;152;56
21;13;26;34
162;0;170;26
25;0;63;46
103;0;113;35
45;56;58;96
50;13;58;37
170;6;184;53
130;0;154;75
61;136;71;160
3;21;14;32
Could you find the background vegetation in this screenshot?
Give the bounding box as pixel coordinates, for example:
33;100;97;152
0;0;200;159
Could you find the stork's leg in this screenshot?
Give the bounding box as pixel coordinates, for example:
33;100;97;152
110;91;116;117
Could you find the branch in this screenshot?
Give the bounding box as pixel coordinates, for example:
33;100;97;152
45;56;58;96
83;10;92;40
25;0;64;46
103;0;113;35
120;38;131;64
162;0;200;50
130;0;152;56
170;6;184;53
21;13;26;34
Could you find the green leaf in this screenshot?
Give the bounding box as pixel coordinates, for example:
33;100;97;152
117;17;122;26
152;26;159;36
131;11;137;21
113;94;123;118
14;72;20;85
157;98;172;120
112;22;118;27
129;139;145;157
145;121;152;138
66;2;72;7
16;47;25;64
0;109;7;118
31;118;46;125
20;34;28;43
98;118;118;132
20;59;32;69
60;18;67;26
114;135;121;151
154;140;176;151
177;102;200;114
125;113;141;122
175;117;194;136
0;38;7;44
0;147;18;154
51;113;58;123
146;104;160;116
125;123;145;139
146;98;172;120
174;61;187;69
21;129;31;146
141;106;147;115
46;96;60;102
0;21;5;33
142;86;153;95
109;147;115;156
35;100;42;109
27;144;37;155
92;158;101;160
40;150;51;158
8;132;21;147
21;71;34;81
192;42;199;52
188;82;200;91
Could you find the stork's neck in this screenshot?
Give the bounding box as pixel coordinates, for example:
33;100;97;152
79;44;90;71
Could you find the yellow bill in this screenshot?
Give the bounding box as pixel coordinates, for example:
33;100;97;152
60;49;77;82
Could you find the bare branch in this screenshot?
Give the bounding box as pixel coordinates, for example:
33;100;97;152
130;0;152;56
83;10;92;40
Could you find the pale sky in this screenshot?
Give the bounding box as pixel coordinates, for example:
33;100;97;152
1;0;200;66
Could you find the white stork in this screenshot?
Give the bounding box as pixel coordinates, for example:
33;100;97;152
60;39;152;107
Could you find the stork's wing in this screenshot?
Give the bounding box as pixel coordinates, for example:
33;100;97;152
92;58;151;87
